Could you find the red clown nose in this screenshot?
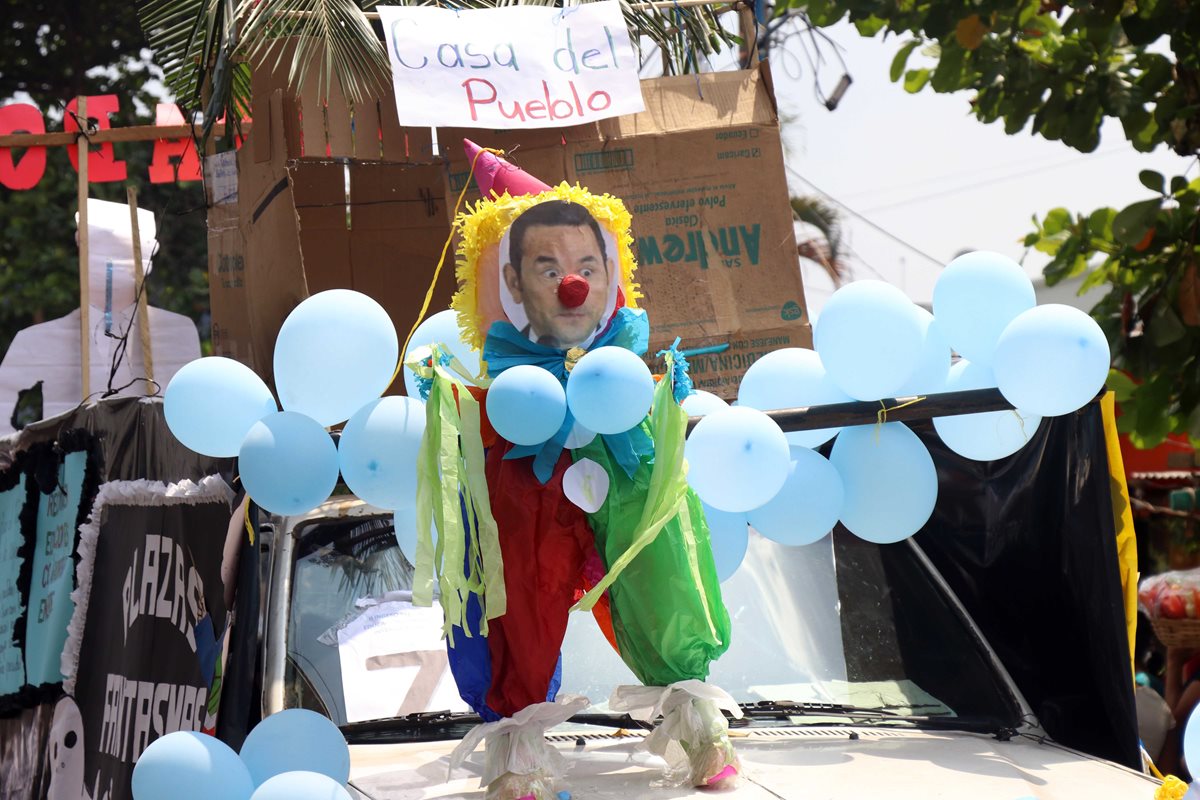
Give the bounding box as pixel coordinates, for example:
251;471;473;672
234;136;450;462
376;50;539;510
558;275;590;308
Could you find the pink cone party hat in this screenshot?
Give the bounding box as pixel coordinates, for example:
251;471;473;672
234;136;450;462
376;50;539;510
464;138;551;198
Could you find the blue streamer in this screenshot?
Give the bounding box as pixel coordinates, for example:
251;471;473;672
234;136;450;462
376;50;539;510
656;337;694;405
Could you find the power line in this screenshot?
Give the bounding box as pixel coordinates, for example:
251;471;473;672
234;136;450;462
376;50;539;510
839;145;1126;203
786;165;945;268
859;146;1129;214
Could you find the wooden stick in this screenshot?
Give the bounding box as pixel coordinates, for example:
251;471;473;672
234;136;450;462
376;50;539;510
738;3;759;65
0;121;249;149
126;186;155;394
76;96;90;402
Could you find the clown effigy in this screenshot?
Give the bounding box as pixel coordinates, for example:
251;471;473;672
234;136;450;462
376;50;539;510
407;141;740;800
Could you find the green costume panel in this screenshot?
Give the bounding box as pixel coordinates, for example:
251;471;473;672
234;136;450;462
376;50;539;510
574;434;732;687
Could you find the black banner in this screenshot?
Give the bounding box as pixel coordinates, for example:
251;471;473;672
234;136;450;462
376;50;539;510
1;432;101;717
64;481;232;800
914;404;1140;769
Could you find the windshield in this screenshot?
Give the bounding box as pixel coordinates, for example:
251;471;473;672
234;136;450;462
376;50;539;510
283;513;1022;732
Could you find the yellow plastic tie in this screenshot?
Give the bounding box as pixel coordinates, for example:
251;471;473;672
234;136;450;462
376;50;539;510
390;146;505;390
243;499;255;546
874;396;925;441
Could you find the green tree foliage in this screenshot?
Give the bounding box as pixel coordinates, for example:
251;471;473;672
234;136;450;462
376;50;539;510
0;0;210;366
783;0;1200;447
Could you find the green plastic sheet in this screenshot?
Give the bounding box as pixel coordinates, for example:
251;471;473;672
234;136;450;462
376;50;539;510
571;356;731;686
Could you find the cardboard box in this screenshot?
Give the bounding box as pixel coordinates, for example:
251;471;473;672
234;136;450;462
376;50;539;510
206;48;454;390
438;65;810;398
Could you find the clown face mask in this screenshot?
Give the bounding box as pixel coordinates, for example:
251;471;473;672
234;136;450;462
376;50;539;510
452;182;640;358
499;201;620;350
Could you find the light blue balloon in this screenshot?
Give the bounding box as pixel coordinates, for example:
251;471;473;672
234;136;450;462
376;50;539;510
239;412;339;516
993;304;1111;417
250;772;350;800
814;280;925;401
165;357;278;457
402;309;481;397
685;407;790;513
132;731;253;800
737;347;851;448
749;447;844;546
487;365;567;446
566;347;654;435
681;390;729;418
933;360;1041;461
701;503;748;582
830;423;938;544
338;397;425;510
274;290;399;427
1185;708;1200;787
240;709;350;787
932;251;1035;366
894;307;951;396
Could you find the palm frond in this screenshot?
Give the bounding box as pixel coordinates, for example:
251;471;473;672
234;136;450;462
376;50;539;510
239;0;391;105
791;195;846;285
138;0;225;112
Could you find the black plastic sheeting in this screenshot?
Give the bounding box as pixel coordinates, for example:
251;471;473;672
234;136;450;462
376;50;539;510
216;500;263;752
912;402;1139;770
0;396;233;485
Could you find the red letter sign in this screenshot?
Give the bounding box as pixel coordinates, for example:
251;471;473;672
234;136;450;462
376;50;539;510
0;104;47;190
65;95;128;183
148;104;201;184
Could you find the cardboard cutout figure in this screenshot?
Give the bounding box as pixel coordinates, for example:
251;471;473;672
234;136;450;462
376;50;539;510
412;142;739;800
47;696;87;800
0;199;201;437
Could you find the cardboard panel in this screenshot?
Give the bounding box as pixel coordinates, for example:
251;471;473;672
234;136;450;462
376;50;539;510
346;162;456;347
595;68;773;138
323;76;356;158
237;91;308;381
206;161;250;364
290;160;354;290
436;66;807;398
649;324;812;398
353;98;384;160
379;84;437;163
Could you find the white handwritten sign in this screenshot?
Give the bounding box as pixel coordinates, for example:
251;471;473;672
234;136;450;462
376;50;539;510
378;1;644;129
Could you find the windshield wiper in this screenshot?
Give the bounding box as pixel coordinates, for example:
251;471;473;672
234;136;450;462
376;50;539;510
341;710;483;742
567;713;655;731
734;701;1014;736
737;700;906;720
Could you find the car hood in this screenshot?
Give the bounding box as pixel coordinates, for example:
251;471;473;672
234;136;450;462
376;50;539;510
348;726;1158;800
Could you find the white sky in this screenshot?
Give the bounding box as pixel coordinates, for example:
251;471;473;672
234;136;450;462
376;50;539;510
762;20;1197;317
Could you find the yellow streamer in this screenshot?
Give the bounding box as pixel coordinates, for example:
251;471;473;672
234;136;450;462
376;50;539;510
407;344;505;642
1100;391;1139;680
243;499;254;546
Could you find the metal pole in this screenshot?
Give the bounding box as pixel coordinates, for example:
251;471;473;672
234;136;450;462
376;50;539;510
76;96;91;402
